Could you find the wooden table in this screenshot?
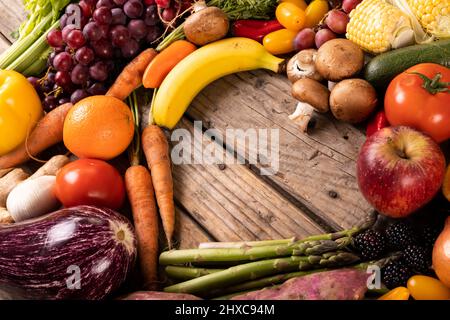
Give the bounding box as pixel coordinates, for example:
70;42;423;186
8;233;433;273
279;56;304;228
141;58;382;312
0;1;373;249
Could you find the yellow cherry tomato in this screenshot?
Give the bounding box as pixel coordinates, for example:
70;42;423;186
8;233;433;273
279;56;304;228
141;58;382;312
378;287;410;300
0;70;43;156
276;2;306;32
407;275;450;300
263;29;297;55
305;0;329;28
280;0;308;10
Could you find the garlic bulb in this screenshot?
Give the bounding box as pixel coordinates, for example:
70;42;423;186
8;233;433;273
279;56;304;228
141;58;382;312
7;176;60;222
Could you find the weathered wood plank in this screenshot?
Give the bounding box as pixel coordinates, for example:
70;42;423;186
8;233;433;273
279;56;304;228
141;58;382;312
0;0;26;43
189;71;373;230
172;118;326;242
176;207;215;249
0;35;10;53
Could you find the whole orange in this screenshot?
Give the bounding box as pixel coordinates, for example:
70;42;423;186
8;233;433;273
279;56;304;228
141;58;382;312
63;96;134;160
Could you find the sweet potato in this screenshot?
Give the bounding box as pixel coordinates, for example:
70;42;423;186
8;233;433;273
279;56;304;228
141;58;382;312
232;269;369;300
120;291;202;300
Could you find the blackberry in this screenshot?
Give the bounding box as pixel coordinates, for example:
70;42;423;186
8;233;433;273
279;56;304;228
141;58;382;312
354;230;387;260
382;260;414;289
403;245;432;273
386;222;418;250
419;223;443;249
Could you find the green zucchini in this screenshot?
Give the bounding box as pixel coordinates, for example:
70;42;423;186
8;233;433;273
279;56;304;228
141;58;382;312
364;39;450;88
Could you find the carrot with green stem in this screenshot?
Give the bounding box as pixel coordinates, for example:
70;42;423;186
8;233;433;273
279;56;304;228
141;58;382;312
107;48;158;101
125;92;160;290
142;123;175;249
0;103;73;169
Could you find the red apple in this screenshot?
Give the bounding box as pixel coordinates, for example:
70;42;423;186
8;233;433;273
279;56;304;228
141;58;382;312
357;126;446;218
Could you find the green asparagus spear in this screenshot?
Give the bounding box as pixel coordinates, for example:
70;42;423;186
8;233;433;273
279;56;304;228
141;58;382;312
164;252;360;295
165;266;225;281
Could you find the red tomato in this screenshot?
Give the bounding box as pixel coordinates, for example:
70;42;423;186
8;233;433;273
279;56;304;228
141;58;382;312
55;159;125;209
385;63;450;143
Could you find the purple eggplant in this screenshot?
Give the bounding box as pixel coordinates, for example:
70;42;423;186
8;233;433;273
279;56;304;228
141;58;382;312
0;206;137;300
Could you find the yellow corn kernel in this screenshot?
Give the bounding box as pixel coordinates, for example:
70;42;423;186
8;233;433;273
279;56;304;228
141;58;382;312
405;0;450;38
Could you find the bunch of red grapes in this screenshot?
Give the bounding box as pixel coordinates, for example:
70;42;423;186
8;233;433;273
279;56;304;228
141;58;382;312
29;0;191;111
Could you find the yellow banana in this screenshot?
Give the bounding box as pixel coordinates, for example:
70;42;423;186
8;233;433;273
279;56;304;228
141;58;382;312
152;37;285;129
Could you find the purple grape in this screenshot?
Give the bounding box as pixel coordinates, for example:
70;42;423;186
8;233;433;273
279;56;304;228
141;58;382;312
93;7;113;25
58;98;71;105
47;72;56;84
96;0;115;8
121;38;140;58
89;61;109;81
27;77;40;90
53;52;73;72
62;24;77;42
324;10;349;35
146;25;162;44
75;46;95;65
44;95;58;111
71;64;90;85
110;25;130;47
124;0;144;19
294;28;316;51
113;0;127;5
60;14;69;29
66;29;87;49
144;5;158;26
128;19;147;40
93;39;114;58
79;0;94;18
111;8;127;25
88;82;107;95
55;71;71;87
83;22;103;41
71;89;89;104
47;29;64;48
315;28;337;48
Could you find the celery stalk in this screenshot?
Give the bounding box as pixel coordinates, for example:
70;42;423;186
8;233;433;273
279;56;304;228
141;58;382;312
23;47;52;76
6;21;59;73
0;13;52;69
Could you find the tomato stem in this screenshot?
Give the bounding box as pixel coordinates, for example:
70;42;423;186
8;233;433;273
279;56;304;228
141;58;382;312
408;72;450;95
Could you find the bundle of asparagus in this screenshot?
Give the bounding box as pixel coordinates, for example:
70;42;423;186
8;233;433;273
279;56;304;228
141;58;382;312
159;213;391;298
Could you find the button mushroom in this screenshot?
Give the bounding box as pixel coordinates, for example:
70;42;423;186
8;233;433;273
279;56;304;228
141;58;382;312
315;39;364;82
289;78;330;132
184;1;230;46
330;79;378;124
287;49;323;83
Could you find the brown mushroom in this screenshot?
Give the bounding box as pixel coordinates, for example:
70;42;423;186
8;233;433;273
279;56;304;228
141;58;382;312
315;39;364;82
287;49;323;83
289;78;330;132
330;79;378;124
184;2;229;46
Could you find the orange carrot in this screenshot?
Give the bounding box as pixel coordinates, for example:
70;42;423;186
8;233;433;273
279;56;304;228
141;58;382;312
107;48;158;100
125;164;159;289
142;125;175;248
0;103;73;169
143;40;197;89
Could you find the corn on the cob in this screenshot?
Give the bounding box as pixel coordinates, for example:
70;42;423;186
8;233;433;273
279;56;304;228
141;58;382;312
346;0;415;54
405;0;450;38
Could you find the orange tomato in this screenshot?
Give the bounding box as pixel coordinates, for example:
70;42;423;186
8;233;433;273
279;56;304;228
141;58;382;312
280;0;308;10
385;63;450;143
378;287;410;300
305;0;329;28
63;95;135;160
276;2;306;31
407;275;450;300
263;29;297;55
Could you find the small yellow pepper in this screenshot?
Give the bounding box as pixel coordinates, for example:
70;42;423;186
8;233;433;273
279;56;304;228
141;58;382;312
276;2;306;32
0;70;42;155
407;275;450;300
263;29;297;55
305;0;329;28
280;0;308;11
378;287;410;300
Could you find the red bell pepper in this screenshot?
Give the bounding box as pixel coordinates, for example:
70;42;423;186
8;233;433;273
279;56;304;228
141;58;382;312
232;19;284;43
366;110;390;137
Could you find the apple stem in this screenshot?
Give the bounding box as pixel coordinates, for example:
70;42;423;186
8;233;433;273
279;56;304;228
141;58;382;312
408;72;450;95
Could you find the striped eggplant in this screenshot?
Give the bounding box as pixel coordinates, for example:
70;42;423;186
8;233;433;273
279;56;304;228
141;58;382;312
0;206;137;300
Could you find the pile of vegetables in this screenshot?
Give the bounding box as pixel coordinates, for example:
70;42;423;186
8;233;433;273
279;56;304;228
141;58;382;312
0;0;449;301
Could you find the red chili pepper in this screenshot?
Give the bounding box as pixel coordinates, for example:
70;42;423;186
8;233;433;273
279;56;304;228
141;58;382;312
232;19;284;43
366;110;390;137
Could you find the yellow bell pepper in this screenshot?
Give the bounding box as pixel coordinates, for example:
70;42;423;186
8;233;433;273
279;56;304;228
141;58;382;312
0;70;42;155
